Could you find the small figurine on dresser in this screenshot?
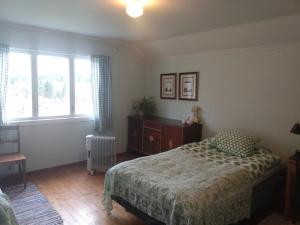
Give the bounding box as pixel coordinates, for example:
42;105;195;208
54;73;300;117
183;105;201;125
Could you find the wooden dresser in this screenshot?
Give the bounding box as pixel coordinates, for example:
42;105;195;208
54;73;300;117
127;115;202;155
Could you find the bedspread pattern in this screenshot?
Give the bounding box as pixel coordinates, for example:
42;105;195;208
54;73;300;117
103;139;280;225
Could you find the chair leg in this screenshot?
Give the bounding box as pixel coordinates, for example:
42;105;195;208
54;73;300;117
22;160;26;189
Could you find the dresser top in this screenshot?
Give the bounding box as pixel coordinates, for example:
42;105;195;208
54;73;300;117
128;115;202;128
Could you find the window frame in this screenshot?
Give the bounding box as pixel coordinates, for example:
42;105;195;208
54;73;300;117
6;50;94;125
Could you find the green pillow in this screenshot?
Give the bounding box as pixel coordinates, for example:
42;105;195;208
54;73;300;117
211;129;260;157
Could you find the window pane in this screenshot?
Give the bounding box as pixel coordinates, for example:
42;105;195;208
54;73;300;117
74;58;93;115
6;52;32;120
37;55;70;117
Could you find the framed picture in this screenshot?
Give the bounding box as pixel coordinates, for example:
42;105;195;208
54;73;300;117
160;73;177;99
179;72;199;101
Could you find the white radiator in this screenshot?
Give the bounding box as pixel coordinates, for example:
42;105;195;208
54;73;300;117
86;135;116;174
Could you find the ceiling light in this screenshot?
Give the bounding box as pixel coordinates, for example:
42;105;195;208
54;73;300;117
126;0;144;18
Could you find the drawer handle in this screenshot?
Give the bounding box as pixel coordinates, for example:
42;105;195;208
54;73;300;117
168;139;173;148
149;135;154;142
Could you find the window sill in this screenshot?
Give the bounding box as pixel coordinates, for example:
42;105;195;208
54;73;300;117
7;116;94;127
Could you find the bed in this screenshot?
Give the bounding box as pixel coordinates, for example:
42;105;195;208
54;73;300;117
103;138;285;225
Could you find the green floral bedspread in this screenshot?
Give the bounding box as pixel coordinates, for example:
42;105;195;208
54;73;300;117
103;138;280;225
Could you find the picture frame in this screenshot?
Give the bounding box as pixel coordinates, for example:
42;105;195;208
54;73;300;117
160;73;177;99
179;72;199;101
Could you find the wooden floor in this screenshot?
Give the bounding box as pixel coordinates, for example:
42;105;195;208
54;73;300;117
1;153;295;225
24;153;144;225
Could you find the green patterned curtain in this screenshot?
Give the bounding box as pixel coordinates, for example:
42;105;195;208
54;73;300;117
91;55;112;134
0;44;9;126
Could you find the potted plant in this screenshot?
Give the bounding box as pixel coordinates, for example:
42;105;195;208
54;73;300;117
132;97;157;117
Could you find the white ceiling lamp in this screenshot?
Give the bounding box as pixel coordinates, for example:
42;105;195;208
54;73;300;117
126;0;145;18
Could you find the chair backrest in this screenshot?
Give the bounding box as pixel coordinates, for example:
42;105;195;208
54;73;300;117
0;125;20;154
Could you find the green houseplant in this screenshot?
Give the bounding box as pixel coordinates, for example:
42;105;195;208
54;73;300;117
132;97;157;117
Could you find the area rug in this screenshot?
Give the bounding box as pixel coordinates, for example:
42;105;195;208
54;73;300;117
3;182;63;225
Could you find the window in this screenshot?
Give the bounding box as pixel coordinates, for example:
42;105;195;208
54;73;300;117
6;51;93;122
37;55;70;117
74;58;93;115
6;52;32;119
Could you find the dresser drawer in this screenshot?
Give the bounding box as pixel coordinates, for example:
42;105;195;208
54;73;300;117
162;126;182;151
143;128;161;155
144;120;161;131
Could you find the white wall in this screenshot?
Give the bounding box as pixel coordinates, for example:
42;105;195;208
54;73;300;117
145;45;300;161
0;22;145;171
20;121;93;171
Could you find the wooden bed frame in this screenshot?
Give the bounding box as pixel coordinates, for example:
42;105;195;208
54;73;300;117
111;165;286;225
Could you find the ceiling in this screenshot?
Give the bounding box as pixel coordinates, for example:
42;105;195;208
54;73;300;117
141;14;300;59
0;0;299;44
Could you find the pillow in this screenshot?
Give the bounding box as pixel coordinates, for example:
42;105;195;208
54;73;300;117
211;129;260;157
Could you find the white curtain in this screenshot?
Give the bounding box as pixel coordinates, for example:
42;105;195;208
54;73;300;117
91;55;112;134
0;44;9;126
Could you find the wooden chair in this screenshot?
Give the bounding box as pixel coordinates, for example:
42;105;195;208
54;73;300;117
0;125;26;189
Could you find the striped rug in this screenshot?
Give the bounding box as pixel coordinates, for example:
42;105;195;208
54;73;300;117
4;183;63;225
